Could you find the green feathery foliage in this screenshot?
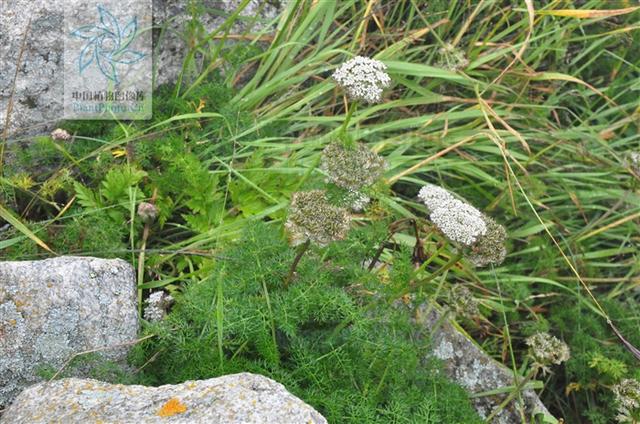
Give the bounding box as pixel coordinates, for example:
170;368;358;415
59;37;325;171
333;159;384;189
130;222;482;423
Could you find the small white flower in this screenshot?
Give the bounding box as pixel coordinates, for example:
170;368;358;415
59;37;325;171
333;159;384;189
613;379;640;423
350;192;370;212
429;199;487;246
525;332;570;374
50;128;71;141
332;56;391;103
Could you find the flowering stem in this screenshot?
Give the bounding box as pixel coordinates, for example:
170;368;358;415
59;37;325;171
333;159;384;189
368;235;391;271
339;102;357;146
284;239;311;287
137;225;150;316
137;189;158;316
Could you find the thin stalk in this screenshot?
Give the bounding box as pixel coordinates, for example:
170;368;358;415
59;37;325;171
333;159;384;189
137;225;150;317
368;235;390;271
284;239;311;287
137;189;158;316
339;101;357;146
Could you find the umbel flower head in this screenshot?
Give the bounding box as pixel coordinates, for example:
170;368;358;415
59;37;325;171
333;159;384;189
417;184;507;266
348;191;370;212
468;217;507;267
137;202;159;224
285;190;351;247
429;199;487;246
50;128;71;141
321;142;387;191
437;43;469;72
613;378;640;423
418;184;487;246
332;56;391;103
525;332;570;373
417;184;455;212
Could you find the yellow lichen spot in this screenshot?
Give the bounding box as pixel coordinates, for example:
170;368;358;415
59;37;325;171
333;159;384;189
157;398;187;417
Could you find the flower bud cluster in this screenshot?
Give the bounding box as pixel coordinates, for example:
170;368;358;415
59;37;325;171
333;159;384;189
321;142;387;192
137;202;159;224
525;332;570;373
51;128;71;141
437;43;469;72
285;190;351;247
613;378;640;423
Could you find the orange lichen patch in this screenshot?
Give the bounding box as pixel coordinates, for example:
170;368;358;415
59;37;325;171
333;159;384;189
157;398;187;417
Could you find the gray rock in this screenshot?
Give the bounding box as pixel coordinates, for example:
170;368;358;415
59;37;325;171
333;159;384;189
415;304;553;424
0;256;138;409
0;373;328;424
0;0;280;139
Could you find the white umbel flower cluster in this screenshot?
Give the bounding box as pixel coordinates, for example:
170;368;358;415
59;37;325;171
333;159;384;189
613;378;640;423
143;291;174;322
332;56;391;103
417;184;508;266
429;201;487;246
50;128;71;141
417;184;455;211
418;184;487;246
525;332;570;374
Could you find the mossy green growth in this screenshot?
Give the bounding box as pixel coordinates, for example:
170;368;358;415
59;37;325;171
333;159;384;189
131;222;482;423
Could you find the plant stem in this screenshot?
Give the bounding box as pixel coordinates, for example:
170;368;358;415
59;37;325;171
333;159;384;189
137;225;149;316
339;101;357;146
368;233;393;271
284;239;311;287
137;188;158;316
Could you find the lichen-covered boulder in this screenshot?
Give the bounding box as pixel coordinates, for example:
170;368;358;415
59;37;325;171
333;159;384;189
0;256;138;409
0;0;280;138
0;373;328;424
415;304;553;424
